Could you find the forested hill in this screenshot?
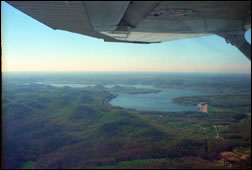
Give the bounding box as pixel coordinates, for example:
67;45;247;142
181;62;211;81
2;81;251;169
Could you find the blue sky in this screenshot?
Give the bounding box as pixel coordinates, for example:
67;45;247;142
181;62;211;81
1;1;251;73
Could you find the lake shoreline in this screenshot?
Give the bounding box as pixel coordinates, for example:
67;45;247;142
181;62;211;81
109;86;212;112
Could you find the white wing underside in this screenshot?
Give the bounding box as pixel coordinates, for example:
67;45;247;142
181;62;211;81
100;31;209;42
5;1;219;43
6;1;251;59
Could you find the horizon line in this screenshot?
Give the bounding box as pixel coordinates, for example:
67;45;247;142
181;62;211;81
2;71;251;74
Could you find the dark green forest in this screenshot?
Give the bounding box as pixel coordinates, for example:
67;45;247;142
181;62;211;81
2;73;251;169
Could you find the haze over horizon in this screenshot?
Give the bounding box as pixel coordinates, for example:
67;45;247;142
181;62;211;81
1;1;251;73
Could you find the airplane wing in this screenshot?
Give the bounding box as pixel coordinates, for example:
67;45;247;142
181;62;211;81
6;1;251;60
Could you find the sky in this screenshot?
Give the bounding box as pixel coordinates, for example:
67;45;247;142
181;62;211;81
1;1;251;73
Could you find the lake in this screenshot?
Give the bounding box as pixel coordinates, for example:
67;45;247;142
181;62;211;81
35;82;96;88
34;82;213;112
109;85;213;112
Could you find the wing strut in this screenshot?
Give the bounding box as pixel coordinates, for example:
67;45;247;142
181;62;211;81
217;30;251;61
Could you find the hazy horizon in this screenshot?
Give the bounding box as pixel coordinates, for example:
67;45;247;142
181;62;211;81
2;70;252;74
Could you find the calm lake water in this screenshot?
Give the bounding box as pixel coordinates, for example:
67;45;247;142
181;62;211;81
35;82;96;88
35;82;213;112
108;85;213;112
